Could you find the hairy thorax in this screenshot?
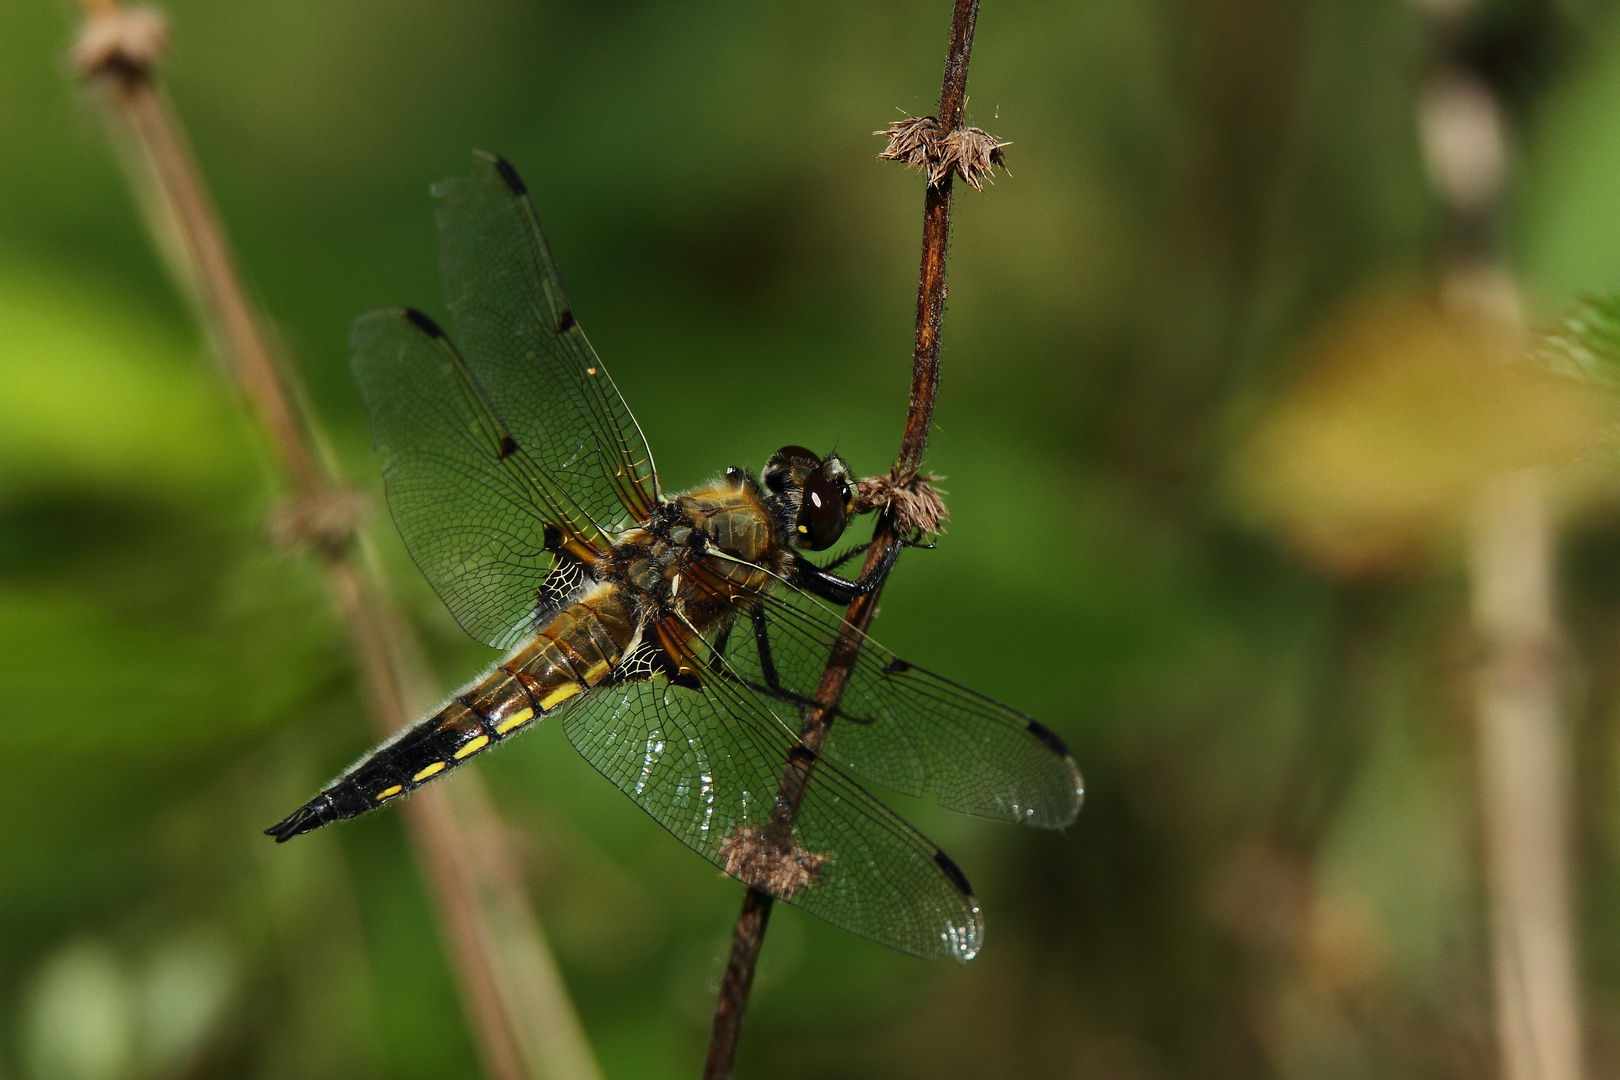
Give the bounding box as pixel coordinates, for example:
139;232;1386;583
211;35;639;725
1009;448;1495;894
594;476;789;634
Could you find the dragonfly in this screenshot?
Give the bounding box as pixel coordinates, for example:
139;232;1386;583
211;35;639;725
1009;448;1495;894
266;152;1083;963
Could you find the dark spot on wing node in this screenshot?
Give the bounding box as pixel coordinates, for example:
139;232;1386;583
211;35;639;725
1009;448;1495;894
1025;719;1073;758
404;307;444;338
934;849;975;897
498;435;520;460
491;155;527;196
788;744;817;763
557;309;576;333
542;524;564;552
882;658;912;675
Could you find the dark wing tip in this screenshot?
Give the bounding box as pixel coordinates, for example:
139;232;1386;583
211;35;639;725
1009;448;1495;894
402;307;446;339
483;152;528;196
1025;719;1072;758
264;795;335;843
934;849;975;898
1024;720;1086;825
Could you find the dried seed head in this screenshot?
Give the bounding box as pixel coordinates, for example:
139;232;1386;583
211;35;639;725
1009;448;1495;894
73;6;170;79
876;115;1009;191
853;469;950;535
267;486;371;553
719;825;830;900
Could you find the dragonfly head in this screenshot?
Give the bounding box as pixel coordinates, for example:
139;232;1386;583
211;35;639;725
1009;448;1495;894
762;445;856;551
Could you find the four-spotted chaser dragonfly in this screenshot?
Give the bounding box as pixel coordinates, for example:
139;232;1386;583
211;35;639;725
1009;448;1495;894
266;152;1083;962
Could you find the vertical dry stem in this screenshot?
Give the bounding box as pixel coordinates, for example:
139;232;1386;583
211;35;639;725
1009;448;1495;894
702;2;981;1076
1470;472;1583;1080
71;9;600;1080
1413;3;1586;1075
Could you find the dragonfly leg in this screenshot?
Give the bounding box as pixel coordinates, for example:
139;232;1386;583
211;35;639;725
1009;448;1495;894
750;605;785;692
709;606;810;709
790;534;902;604
702;607;827;718
817;542;870;573
815;531;934;575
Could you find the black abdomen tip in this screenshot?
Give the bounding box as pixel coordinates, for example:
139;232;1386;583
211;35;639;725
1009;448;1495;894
265;793;337;843
404;307;445;338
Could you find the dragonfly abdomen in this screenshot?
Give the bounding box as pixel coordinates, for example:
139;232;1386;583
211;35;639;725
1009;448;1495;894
265;589;638;843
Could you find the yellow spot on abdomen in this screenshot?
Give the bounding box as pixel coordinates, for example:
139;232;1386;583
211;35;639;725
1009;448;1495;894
495;706;536;734
376;785;403;801
582;659;612;685
454;735;490;759
540;683;583;711
412;761;446;782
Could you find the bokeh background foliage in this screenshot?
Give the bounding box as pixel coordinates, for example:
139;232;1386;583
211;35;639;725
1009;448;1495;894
10;0;1620;1077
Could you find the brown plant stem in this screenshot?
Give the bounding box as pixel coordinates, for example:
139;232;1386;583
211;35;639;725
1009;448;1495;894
71;8;601;1080
703;887;774;1079
702;2;980;1076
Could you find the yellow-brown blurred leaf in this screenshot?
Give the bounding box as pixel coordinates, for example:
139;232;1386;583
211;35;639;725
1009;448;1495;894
1233;290;1606;575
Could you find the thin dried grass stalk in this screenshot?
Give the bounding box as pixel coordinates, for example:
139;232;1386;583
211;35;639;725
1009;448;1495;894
70;7;601;1080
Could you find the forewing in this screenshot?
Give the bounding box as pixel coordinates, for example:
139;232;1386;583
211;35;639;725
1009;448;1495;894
434;151;659;532
562;649;983;962
715;585;1084;829
352;309;604;649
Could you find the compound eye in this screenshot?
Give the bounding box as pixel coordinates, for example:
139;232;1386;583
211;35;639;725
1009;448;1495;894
798;470;848;550
821;453;856;510
764;444;819;494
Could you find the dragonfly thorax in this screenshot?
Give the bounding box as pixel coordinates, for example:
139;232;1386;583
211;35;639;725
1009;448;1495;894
594;474;788;631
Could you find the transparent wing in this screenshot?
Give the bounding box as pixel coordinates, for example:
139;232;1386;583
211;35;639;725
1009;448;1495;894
433;151;659;532
352;309;608;649
708;578;1083;829
562;638;984;962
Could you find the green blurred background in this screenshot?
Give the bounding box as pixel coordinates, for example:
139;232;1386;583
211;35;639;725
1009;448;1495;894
10;0;1620;1077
